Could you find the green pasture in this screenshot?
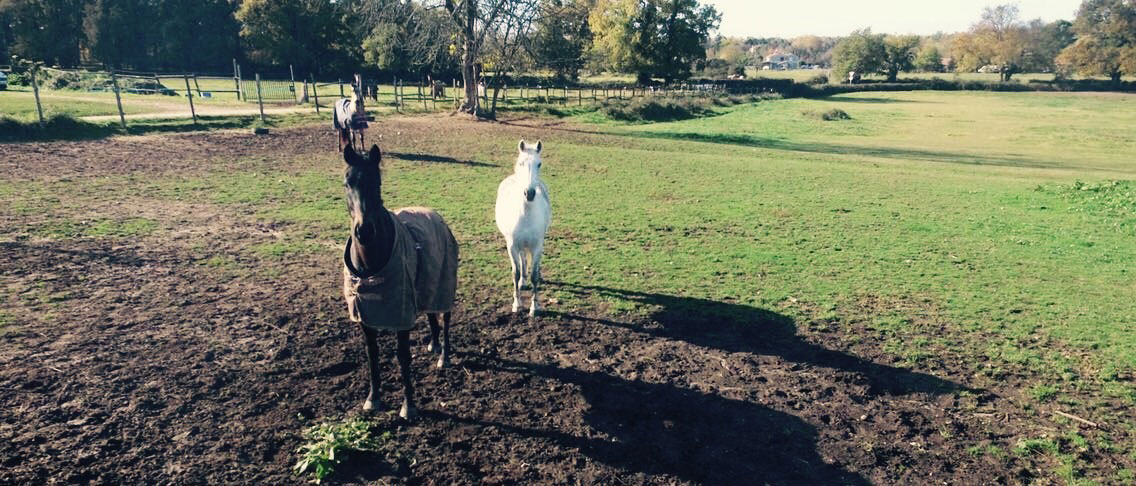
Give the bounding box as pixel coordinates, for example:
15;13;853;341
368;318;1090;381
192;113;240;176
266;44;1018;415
4;88;1134;481
8;89;1134;379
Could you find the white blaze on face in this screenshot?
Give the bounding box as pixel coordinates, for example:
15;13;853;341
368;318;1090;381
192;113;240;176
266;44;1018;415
516;140;543;201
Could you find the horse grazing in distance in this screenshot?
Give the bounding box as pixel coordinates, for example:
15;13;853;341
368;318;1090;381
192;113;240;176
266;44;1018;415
334;74;369;152
341;145;459;420
495;140;551;317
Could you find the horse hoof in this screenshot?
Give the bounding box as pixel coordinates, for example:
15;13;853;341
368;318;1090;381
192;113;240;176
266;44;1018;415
511;303;521;313
363;400;374;411
436;356;448;369
399;404;417;421
426;341;436;353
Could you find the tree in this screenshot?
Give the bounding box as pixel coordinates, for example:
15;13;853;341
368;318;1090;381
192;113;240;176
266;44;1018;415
84;0;157;69
881;34;920;81
953;4;1030;81
0;0;86;67
236;0;358;75
153;0;241;71
589;0;719;83
588;0;637;73
706;36;751;75
832;28;885;82
531;0;592;80
914;44;943;72
789;35;838;66
358;0;457;77
631;0;720;83
1022;19;1074;72
1057;0;1136;83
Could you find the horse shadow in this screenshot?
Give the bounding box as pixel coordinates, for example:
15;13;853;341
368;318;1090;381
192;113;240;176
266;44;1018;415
546;282;967;397
447;355;871;485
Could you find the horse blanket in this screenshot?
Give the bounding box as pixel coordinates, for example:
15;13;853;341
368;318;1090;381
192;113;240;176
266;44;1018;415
343;207;459;331
333;98;369;131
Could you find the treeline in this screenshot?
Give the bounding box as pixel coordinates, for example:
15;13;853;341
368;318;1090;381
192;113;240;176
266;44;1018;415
826;2;1135;83
703;1;1135;84
0;0;721;81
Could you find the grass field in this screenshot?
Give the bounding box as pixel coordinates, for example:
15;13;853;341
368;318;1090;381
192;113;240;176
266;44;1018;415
2;89;1134;483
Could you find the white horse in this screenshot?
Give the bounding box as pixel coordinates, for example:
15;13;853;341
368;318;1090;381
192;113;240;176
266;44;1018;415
495;140;551;316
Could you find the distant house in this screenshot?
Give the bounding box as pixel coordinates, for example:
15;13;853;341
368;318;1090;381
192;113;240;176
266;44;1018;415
761;52;801;70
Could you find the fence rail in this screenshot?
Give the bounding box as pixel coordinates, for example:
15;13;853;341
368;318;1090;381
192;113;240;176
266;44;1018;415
8;61;752;132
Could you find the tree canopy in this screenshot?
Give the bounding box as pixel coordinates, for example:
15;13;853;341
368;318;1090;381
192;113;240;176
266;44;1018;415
1058;0;1136;82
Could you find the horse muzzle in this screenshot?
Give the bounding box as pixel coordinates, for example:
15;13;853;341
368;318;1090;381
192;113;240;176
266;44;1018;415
524;188;536;202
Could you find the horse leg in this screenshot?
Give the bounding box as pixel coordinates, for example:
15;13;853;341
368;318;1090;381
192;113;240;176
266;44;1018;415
507;243;522;313
437;311;451;369
426;313;441;353
396;330;417;420
359;324;381;411
529;243;544;317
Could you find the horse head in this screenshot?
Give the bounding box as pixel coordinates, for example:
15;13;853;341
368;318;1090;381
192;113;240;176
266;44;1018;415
515;140;543;202
343;144;384;247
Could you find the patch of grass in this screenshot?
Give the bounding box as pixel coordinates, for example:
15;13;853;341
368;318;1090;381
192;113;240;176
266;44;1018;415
293;416;390;483
1016;438;1060;456
29;217;159;239
1029;383;1059;402
250;240;324;258
85;218;159;237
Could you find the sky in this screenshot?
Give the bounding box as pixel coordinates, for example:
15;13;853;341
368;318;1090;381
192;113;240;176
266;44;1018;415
702;0;1083;38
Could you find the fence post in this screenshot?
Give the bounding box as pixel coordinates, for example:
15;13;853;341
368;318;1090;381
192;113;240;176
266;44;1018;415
420;81;426;110
183;74;197;124
339;78;344;97
311;74;320;113
289;64;296;99
29;68;44;129
578;87;582;105
234;59;242;101
255;73;265;123
110;71;127;130
192;74;202;97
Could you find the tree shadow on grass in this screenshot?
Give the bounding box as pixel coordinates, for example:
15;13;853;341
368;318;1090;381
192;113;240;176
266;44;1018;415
546;282;969;397
385;151;496;167
624;130;1086;171
821;95;931;104
444;354;871;485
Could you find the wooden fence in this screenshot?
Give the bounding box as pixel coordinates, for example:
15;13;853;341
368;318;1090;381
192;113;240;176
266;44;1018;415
12;62;749;131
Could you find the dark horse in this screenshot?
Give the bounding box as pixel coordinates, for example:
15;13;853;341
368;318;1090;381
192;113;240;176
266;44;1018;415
341;145;459;420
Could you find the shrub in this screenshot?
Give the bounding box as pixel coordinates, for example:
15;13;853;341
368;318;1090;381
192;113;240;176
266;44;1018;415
806;74;830;85
0;113;105;141
822;108;851;120
802;108;852;121
601;97;714;122
294;417;386;483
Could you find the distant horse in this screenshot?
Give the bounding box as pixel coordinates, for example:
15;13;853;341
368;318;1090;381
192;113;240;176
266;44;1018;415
495;140;551;316
341;145;459;419
334;74;369;152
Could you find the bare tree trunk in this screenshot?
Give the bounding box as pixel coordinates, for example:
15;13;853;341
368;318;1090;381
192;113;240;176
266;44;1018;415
459;0;479;115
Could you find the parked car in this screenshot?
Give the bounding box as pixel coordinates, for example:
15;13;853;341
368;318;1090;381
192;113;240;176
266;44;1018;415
0;72;8;90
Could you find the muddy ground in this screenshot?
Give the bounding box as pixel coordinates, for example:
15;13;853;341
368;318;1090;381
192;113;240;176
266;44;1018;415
0;121;1122;485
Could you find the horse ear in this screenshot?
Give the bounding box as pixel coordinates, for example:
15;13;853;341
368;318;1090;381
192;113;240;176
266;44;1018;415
535;140;542;153
368;145;382;165
344;145;360;165
518;140;526;152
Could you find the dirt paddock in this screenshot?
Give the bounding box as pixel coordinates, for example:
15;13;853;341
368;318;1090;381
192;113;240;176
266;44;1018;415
0;122;1116;485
